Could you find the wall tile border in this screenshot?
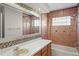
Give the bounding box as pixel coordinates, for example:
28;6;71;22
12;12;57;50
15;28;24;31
0;35;41;49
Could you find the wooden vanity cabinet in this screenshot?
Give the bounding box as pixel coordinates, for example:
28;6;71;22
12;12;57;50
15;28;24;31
34;43;51;56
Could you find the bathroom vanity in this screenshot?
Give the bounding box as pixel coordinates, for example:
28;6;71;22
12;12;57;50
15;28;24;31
0;38;52;56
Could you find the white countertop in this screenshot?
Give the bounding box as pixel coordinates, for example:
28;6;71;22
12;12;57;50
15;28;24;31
0;38;51;56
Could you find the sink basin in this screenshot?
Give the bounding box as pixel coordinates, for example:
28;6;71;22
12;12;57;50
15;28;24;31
16;48;29;56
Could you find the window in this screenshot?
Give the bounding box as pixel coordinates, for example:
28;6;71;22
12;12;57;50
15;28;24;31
52;16;71;26
33;20;41;26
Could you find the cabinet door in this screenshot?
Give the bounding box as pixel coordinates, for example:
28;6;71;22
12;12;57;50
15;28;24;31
42;45;48;56
42;51;48;56
34;51;41;56
47;43;51;56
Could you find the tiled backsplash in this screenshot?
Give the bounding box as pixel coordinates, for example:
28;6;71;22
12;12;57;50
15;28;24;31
0;34;41;49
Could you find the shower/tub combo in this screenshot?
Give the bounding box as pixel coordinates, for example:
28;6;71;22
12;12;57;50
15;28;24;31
52;44;79;56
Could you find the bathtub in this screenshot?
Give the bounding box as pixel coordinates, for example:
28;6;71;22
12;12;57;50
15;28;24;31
51;44;79;56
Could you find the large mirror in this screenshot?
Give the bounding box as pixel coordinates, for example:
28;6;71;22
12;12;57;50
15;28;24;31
0;4;41;40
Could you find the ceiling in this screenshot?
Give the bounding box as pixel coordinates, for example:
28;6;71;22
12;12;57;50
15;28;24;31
25;3;78;13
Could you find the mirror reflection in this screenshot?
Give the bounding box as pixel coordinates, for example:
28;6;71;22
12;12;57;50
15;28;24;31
0;4;41;39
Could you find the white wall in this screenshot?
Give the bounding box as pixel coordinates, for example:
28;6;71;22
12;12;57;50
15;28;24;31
4;6;23;38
